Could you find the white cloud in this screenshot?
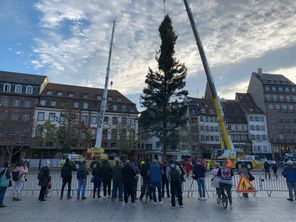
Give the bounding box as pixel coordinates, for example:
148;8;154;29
31;0;296;103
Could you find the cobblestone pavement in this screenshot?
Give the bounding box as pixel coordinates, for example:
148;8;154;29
0;192;295;222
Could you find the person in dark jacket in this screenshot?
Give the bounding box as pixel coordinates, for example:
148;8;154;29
139;159;151;200
264;160;271;179
272;162;278;179
122;160;136;206
282;160;296;201
166;160;183;208
100;160;112;199
112;160;123;201
76;161;88;200
92;161;102;198
161;161;170;198
38;160;50;201
149;159;162;204
193;159;206;200
0;161;11;207
60;159;75;199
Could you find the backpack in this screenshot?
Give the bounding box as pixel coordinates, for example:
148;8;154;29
170;166;180;184
38;170;44;180
0;169;9;187
12;170;20;181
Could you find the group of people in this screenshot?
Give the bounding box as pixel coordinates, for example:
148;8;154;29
1;157;296;208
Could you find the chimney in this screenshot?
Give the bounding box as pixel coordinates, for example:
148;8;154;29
258;68;262;74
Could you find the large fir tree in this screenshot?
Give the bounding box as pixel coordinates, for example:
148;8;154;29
140;15;188;158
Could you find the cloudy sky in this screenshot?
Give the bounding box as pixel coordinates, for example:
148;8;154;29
0;0;296;110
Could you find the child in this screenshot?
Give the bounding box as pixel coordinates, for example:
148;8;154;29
45;176;52;198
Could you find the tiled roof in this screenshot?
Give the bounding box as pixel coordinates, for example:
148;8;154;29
236;93;264;114
221;100;247;124
42;82;136;105
253;72;295;86
0;70;47;85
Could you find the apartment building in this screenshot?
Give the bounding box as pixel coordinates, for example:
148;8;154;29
236;93;272;156
247;68;296;160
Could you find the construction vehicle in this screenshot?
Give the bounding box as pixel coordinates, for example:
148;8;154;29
183;0;237;161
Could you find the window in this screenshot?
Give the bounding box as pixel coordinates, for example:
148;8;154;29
12;99;20;107
57;91;63;96
1;96;9;106
200;116;204;122
50;100;56;107
122;105;126;112
22;114;30;121
130;118;136;127
200;125;204;131
11;113;19;121
91;115;97;124
111;129;118;139
278;87;283;92
82;115;89;125
121;117;127;125
40;99;46;106
273;95;277;101
284;87;289;92
47;91;53;95
250;125;255;130
280;95;284;102
73;101;79;108
69;92;74;97
49;113;56;122
25;86;33;94
254;116;259;122
205;116;209;122
83;102;88;109
260;116;264;122
104;116;109;123
14;84;22;93
24;100;32;108
191;108;196;115
3;83;11;92
97;95;102;100
265;86;270;91
250;116;253;121
108;97;112;101
272;87;276;91
82;94;88;99
112;117;118;125
112;104;118;111
35;125;43;137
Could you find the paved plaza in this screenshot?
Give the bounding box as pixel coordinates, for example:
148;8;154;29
0;192;295;222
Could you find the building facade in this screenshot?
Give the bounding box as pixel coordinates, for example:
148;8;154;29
221;100;251;154
236;93;272;156
0;71;48;162
0;71;138;162
32;83;139;158
247;69;296;160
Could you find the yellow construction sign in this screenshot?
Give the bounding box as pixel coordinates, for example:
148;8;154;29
236;176;256;193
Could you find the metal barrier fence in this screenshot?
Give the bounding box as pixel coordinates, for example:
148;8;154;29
8;172;288;197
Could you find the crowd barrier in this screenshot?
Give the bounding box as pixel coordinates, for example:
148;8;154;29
8;172;287;198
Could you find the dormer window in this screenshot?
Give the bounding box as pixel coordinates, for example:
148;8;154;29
82;94;88;99
25;85;33;94
47;90;53;95
3;83;11;92
14;84;22;93
57;91;63;96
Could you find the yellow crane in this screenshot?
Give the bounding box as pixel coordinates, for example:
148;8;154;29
183;0;236;159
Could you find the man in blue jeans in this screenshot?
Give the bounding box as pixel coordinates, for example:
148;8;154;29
282;160;296;201
193;159;206;200
77;161;88;200
149;159;162;205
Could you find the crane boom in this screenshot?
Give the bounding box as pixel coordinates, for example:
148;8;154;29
95;21;116;149
182;0;234;152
